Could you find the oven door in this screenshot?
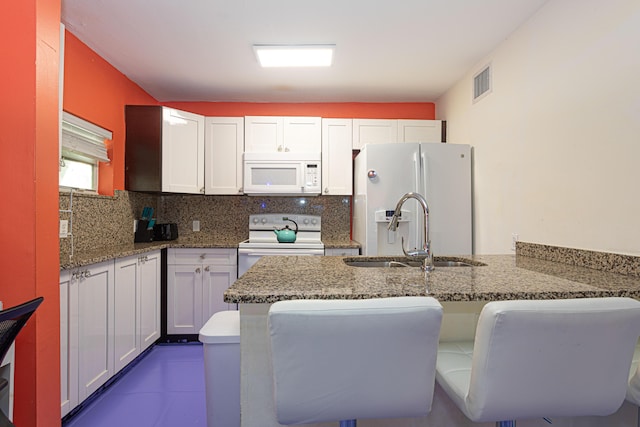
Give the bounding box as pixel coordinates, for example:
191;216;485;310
238;248;325;278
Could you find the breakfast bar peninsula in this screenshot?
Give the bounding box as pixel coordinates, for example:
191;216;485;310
224;244;640;427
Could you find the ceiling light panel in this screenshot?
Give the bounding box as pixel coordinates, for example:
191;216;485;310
254;45;335;67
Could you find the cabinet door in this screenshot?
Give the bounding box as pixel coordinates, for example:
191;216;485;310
204;117;244;195
139;251;161;350
202;264;238;324
283;117;321;153
166;264;202;334
60;270;78;418
77;260;114;401
321;119;353;195
162;107;205;194
398;120;442;143
114;256;140;373
352;119;398;150
244;116;282;152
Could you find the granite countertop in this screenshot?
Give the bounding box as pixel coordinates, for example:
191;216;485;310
224;254;640;303
60;237;358;270
59;236;241;269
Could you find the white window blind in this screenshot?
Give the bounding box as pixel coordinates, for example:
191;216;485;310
61;112;112;163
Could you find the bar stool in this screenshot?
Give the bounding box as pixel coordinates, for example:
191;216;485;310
436;297;640;427
268;297;443;426
625;342;640;427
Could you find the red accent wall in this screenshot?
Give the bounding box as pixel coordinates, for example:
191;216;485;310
1;1;61;425
63;32;158;195
165;102;435;120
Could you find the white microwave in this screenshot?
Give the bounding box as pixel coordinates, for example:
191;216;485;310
243;152;321;196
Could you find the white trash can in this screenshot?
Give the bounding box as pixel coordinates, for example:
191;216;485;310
199;310;240;427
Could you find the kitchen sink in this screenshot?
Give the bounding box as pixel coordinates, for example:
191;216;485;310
343;257;485;268
344;260;424;268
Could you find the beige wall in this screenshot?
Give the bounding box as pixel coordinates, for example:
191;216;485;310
437;0;640;255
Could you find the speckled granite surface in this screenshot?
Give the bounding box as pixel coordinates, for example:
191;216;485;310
59;190;354;269
517;241;640;277
224;254;640;303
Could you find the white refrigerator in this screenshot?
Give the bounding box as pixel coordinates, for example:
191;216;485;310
353;143;472;256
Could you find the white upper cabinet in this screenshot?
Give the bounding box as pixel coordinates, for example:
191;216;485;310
282;117;321;152
353;119;443;149
321;119;353;195
397;120;443;143
204;117;244;195
125;106;205;194
162;108;205;193
352;119;398;149
244;116;321;153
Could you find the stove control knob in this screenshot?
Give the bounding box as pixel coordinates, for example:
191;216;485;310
261;218;268;224
303;218;309;225
311;219;318;225
252;217;259;224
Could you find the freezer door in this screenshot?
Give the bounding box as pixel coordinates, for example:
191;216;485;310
353;143;421;255
419;143;472;255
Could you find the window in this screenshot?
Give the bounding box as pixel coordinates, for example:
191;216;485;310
59;112;112;191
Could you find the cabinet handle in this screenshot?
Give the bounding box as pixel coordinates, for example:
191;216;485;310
200;254;206;260
277;145;283;152
71;269;92;280
200;187;205;194
195;267;201;274
204;266;210;272
324;187;329;194
285;147;290;152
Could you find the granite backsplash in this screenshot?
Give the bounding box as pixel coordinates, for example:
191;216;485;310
59;190;351;259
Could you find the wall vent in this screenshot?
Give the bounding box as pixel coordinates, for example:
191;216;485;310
473;64;492;102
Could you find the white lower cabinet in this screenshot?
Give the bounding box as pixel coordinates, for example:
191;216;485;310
114;251;161;373
75;260;115;402
60;269;77;418
60;250;160;418
167;248;237;335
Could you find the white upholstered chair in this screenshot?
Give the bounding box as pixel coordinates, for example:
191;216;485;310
436;297;640;427
268;297;443;427
625;341;640;427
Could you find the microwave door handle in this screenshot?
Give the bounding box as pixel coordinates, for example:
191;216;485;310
300;164;305;193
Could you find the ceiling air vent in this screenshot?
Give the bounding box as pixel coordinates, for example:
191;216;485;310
473;64;492;102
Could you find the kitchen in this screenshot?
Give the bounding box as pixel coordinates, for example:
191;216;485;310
3;0;640;426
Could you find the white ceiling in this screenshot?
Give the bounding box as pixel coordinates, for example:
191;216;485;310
61;0;548;103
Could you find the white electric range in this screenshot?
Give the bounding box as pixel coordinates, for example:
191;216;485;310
237;213;325;277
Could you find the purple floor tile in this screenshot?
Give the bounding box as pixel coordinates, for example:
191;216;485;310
64;344;207;427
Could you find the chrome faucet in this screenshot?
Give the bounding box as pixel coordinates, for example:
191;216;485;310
388;192;434;272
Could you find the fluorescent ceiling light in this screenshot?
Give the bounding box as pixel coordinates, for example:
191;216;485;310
254;44;335;67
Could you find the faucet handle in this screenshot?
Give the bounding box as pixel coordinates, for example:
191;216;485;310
400;237;428;258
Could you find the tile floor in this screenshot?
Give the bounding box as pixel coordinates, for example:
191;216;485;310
63;343;207;427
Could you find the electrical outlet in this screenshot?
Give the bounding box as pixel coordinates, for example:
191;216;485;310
511;233;519;251
59;220;69;238
193;220;200;232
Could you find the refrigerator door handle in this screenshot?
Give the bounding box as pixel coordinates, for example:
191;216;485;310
413;152;421;193
417;150;428;248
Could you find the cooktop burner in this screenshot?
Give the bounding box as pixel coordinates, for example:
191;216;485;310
239;213;323;248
